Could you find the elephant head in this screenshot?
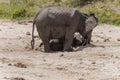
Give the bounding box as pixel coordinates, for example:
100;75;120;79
81;13;98;45
85;13;98;33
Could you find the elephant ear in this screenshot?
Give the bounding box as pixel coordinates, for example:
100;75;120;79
85;13;98;33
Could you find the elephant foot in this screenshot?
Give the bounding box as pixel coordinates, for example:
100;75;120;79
63;47;73;52
44;46;51;52
44;49;51;52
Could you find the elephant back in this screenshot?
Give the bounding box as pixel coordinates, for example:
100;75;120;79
46;6;77;27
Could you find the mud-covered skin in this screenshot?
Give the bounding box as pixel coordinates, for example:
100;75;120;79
72;37;82;48
40;36;82;51
49;38;64;51
39;38;64;51
39;31;92;51
49;37;82;51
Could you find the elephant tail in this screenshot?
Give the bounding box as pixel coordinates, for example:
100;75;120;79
31;21;35;49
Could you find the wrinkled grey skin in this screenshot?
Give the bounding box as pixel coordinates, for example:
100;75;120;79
31;6;98;52
74;13;93;46
82;30;92;45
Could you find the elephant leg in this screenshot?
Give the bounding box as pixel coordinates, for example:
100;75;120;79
82;30;92;46
87;30;92;44
81;38;87;46
42;38;51;52
63;28;74;52
63;37;73;51
37;26;51;52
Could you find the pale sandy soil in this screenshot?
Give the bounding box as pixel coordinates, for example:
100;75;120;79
0;20;120;80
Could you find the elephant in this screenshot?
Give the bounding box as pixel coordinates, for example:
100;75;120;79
31;6;98;52
49;39;63;51
72;32;83;47
39;34;82;51
81;30;92;45
46;32;91;51
39;38;64;51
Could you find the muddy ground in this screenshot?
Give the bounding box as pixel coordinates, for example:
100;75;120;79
0;20;120;80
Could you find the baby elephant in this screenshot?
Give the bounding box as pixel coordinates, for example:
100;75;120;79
40;34;82;51
49;38;64;51
31;6;98;52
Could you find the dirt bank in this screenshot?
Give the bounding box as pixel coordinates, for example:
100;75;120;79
0;21;120;80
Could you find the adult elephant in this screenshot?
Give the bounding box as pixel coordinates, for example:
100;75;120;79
31;6;98;52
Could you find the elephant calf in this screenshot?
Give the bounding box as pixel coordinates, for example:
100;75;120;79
31;6;98;52
40;35;82;51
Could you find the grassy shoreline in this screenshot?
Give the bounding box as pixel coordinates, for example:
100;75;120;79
0;0;120;26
